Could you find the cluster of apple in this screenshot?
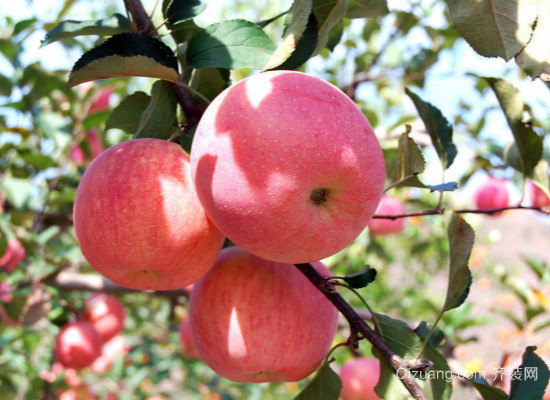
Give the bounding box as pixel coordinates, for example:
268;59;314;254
474;177;549;214
73;70;388;384
50;293;126;398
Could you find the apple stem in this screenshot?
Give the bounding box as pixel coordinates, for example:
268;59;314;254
294;262;430;400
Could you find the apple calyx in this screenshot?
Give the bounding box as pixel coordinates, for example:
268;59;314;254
310;188;330;206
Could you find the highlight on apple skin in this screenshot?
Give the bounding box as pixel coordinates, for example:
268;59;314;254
473;177;509;215
55;321;103;370
339;357;381;400
188;246;339;383
73;138;225;290
367;196;406;236
190;70;385;264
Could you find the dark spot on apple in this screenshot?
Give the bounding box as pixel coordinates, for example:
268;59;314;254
310;188;330;205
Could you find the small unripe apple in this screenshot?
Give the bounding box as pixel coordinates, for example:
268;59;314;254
179;316;200;359
367;196;406;236
339;357;381;400
0;237;25;273
84;293;125;342
88;88;112;114
191;70;385;263
73;138;225;290
189;246;339;383
529;180;550;208
473;177;509;214
55;321;103;369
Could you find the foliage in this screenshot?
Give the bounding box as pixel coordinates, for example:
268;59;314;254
0;0;549;399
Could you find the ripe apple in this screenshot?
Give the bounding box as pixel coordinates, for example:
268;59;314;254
190;70;385;263
84;293;125;342
473;177;509;214
339;357;381;400
55;321;103;369
367;196;406;236
88;88;112;114
179;316;200;359
189;246;339;383
85;130;104;160
69;145;87;165
73;138;225;290
0;237;25;273
91;334;127;373
529;180;550;208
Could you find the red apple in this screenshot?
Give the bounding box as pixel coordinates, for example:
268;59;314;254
69;145;87;165
339;357;381;400
85;130;104;160
189;246;339;383
529;180;550;208
91;335;127;373
367;196;406;236
88;88;112;114
473;177;509;214
55;321;103;369
179;315;200;359
190;70;385;263
84;293;125;342
73;138;225;290
0;237;25;273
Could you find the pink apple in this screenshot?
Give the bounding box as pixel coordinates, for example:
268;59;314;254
85;130;104;160
190;70;385;263
367;196;406;236
84;293;125;342
179;315;200;359
473;177;509;214
339;357;381;400
529;180;550;208
91;335;127;373
57;386;96;400
0;237;25;273
0;281;11;303
73;138;225;290
189;246;339;383
55;321;103;369
69;145;87;165
88;88;112;114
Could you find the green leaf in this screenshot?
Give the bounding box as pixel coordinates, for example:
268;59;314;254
372;312;453;400
265;0;314;70
343;266;377;289
468;374;509;400
21;154;57;170
13;18;38;36
509;346;550;400
442;214;474;312
346;0;389;19
405;88;456;169
516;0;550;80
68;33;179;88
187;20;276;70
294;361;342;400
0;73;12;96
530;159;550;199
485;77;543;175
414;321;445;348
189;68;230;101
0;178;33;210
162;0;206;25
41;14;131;47
134;80;178;140
425;182;458;192
312;0;347;55
106;92;151;134
448;0;537;60
4;292;27;321
393;128;426;182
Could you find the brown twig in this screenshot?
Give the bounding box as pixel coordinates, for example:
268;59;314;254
294;262;429;400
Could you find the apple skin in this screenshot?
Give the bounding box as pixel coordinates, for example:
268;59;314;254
529;180;550;208
473;177;509;214
339;357;381;400
190;70;385;264
91;334;127;373
367;196;406;236
73;138;225;290
88;88;112;114
0;237;25;273
188;246;339;383
84;293;125;342
55;321;103;370
179;316;200;359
